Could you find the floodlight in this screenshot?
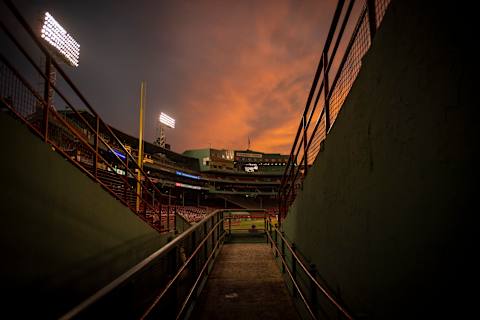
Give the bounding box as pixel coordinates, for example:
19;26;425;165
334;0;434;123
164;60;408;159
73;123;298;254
41;12;80;67
159;112;175;129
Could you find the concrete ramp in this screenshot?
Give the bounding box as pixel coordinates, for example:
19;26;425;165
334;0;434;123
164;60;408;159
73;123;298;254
193;243;300;320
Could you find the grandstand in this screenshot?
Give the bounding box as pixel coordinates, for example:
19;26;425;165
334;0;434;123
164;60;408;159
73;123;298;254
37;109;284;225
59;110;286;213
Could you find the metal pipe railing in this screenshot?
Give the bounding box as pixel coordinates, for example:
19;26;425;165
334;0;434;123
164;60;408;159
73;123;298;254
60;209;226;320
140;216;225;319
175;231;226;320
267;230;318;319
267;220;354;319
278;0;391;220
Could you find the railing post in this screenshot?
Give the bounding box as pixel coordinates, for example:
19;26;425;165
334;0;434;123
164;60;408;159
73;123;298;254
278;194;282;228
204;222;208;264
152;188;155;219
42;55;51;142
264;214;268;243
212;215;216;254
174;205;177;233
302;116;308;175
292;243;297;298
281;196;285;227
159;202;162;232
191;230;197;275
367;0;377;40
323;52;331;133
275;228;279;258
218;211;225;235
215;214;218;243
268;220;272;247
174;206;177;232
167;204;170;231
228;212;231;236
124;154;128;205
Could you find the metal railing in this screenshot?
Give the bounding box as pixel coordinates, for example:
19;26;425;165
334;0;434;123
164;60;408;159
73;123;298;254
0;0;174;232
267;220;354;319
60;209;226;320
278;0;391;221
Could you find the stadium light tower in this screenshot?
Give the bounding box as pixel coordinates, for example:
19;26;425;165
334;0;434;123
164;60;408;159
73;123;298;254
39;11;80;111
155;112;175;148
40;12;80;67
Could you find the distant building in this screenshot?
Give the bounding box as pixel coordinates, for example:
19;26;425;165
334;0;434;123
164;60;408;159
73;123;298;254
183;148;288;174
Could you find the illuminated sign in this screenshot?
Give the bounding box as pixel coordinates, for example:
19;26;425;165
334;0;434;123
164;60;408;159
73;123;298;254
175;182;201;190
176;171;200;180
244;163;258;173
107;167;125;176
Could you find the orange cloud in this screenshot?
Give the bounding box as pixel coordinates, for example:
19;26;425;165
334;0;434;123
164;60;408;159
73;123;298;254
144;0;338;155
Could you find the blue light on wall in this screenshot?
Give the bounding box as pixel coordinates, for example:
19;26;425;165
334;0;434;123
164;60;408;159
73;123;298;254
176;171;200;180
112;149;126;160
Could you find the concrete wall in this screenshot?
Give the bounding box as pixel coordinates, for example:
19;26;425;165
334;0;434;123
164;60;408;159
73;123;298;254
0;112;171;317
283;1;476;319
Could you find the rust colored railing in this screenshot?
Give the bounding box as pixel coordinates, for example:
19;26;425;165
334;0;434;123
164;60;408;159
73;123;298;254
278;0;391;221
267;220;354;319
0;0;174;232
60;209;226;319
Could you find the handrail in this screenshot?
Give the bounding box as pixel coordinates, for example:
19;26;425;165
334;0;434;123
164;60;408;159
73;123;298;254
266;230;318;320
279;0;346;199
140;217;225;319
175;231;226;320
60;209;226;319
278;0;392;221
0;0;173;229
269;222;354;319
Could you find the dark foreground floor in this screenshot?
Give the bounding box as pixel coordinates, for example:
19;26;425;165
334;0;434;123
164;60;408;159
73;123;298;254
191;242;300;320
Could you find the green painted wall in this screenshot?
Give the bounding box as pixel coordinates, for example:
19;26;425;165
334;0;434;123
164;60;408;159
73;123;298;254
183;149;210;171
0;112;171;317
283;1;475;319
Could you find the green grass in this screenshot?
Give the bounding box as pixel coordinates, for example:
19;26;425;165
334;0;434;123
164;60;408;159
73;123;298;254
223;217;278;243
225;218;272;231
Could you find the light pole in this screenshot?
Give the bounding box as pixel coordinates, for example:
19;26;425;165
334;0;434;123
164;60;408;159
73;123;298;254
39;11;80;139
136;81;146;213
155;112;175;148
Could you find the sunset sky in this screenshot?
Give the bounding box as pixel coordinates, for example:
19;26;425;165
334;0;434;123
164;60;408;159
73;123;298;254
12;0;341;154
